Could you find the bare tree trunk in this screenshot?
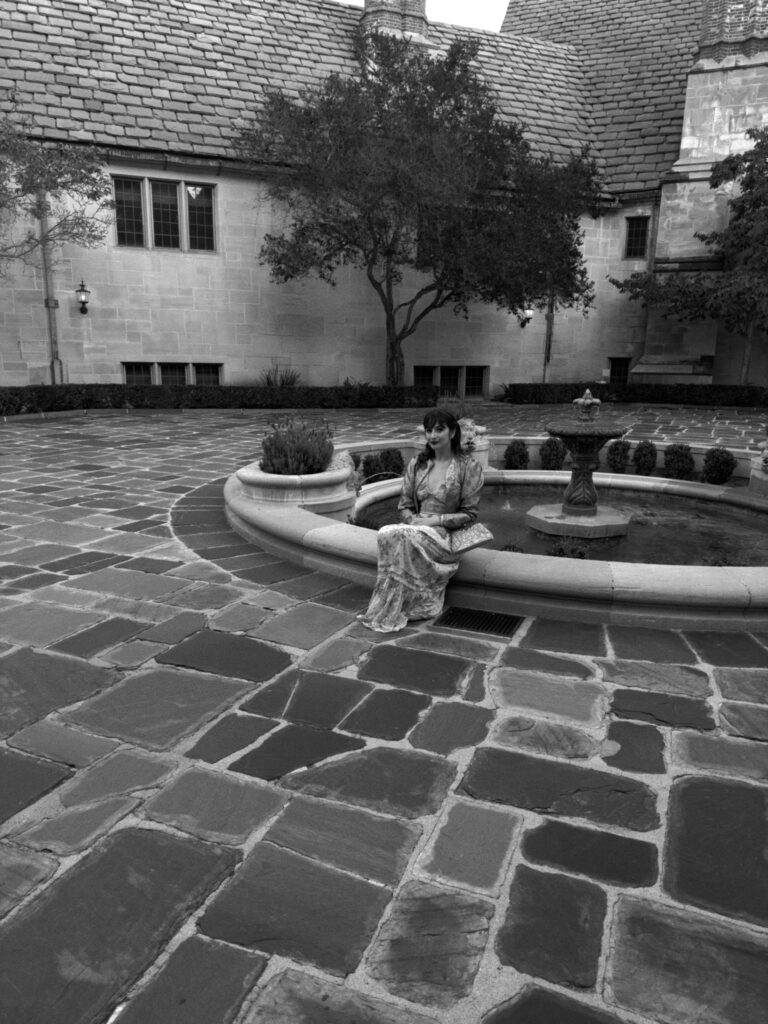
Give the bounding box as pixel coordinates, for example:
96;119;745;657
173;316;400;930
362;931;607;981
386;331;404;386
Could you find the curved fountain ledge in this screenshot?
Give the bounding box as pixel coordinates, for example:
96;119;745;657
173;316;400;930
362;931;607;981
225;464;768;630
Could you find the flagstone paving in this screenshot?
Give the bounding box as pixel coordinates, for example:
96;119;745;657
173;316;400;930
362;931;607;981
0;406;767;1024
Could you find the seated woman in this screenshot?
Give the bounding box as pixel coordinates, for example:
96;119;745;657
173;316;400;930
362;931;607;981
357;408;484;633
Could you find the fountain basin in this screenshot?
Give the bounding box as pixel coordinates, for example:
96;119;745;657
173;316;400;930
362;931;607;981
224;463;768;630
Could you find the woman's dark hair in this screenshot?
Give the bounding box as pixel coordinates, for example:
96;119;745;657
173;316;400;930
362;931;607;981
417;408;462;464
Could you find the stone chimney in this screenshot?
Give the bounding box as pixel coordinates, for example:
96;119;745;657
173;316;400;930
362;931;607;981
361;0;429;40
697;0;768;60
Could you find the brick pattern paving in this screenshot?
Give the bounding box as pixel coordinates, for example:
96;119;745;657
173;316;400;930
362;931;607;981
0;408;766;1024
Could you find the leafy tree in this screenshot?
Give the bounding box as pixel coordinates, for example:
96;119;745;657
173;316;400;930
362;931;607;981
610;126;768;384
238;31;601;385
0;109;112;274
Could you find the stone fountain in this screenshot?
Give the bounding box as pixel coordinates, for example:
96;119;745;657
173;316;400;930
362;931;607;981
525;389;631;538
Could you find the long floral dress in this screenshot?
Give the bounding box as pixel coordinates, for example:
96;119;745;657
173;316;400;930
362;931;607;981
357;454;484;633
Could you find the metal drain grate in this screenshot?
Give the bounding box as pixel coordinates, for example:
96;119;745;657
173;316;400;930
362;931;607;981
433;606;524;638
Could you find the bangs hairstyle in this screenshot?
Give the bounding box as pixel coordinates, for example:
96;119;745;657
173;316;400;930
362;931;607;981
418;408;462;462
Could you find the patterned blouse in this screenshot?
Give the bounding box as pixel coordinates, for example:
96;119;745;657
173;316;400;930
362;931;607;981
397;454;484;531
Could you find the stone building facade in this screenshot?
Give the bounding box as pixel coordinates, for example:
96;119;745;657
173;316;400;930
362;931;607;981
0;0;766;391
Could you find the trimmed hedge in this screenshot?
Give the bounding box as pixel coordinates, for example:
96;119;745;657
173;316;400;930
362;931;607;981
0;383;440;417
496;382;768;407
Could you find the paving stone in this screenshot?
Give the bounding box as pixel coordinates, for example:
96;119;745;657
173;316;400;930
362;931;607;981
490;669;605;723
100;640;170;666
185;713;277;762
715;667;768;704
399;631;501;662
242;967;437;1024
520;619;607;657
0;828;238;1024
611;896;768;1024
421;800;519;891
265;795;420;885
485;987;629;1024
300;636;369;671
116;556;185;574
720;701;768;741
144;767;286;844
49;616;148;656
408;702;494;754
210;603;272;632
155;629;292;682
340;688;432;739
269;571;344;599
672;731;768;781
0;843;57;919
61;750;175;806
15;796;139;854
500;647;594;677
199;841;391;976
0;603;103;646
7;720;119;766
284;671;373;729
0;748;72;824
599;659;710;696
229;724;364;780
40;552;129;575
460;748;659;831
283;747;456;819
664;775;768;926
235;562;311;585
600;720;666;773
65;668;251;749
496;864;606;988
611;688;714;729
605;625;696;664
3;543;82;565
252;602;354;648
136;611;206;643
492;715;600;759
239;670;298;717
366;879;494;1007
165;582;243;610
358;645;473;696
3;570;69;592
240;588;296;611
115;936;267;1024
522;819;658;887
463;662;487;702
315;582;372;612
65;566;192;600
684;630;768;667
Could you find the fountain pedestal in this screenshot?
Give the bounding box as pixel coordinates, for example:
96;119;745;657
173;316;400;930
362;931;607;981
525;391;631;538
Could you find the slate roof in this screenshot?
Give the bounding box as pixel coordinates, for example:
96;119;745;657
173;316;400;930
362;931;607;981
0;0;594;167
502;0;707;193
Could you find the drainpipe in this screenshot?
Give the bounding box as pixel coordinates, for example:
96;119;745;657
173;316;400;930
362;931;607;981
38;194;62;384
542;285;556;383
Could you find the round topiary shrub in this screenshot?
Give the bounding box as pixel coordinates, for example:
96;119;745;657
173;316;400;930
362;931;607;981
606;439;631;473
663;442;695;480
702;446;738;485
503;439;530;470
632;439;658;476
539;437;567;470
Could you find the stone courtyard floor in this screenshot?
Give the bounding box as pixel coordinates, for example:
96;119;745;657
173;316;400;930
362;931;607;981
0;403;767;1024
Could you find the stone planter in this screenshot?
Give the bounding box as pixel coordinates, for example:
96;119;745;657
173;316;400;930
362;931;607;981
749;455;768;496
235;450;356;521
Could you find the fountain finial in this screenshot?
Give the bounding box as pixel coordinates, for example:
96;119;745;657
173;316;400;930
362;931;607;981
573;389;601;421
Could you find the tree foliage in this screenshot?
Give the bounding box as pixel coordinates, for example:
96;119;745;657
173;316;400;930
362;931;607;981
238;30;601;384
0;109;113;274
610;126;768;383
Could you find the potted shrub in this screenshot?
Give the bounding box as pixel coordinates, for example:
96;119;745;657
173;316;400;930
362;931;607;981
539;437;567;470
663;442;695;480
503;439;530;469
702;446;737;485
632;439;658;476
606;439;631;473
236;418;356;520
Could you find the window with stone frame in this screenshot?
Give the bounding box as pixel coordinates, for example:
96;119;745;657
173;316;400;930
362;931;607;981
123;362;153;385
624;216;650;259
113;177;216;251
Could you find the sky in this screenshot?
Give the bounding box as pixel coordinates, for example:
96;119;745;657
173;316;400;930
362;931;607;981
340;1;509;32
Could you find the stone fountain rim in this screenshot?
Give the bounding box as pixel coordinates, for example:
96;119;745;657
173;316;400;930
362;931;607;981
224;463;768;630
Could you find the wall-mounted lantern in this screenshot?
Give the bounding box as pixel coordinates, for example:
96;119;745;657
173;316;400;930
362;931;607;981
75;280;90;315
518;308;534;328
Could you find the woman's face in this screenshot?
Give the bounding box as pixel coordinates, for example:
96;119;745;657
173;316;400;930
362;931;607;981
425;422;455;453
